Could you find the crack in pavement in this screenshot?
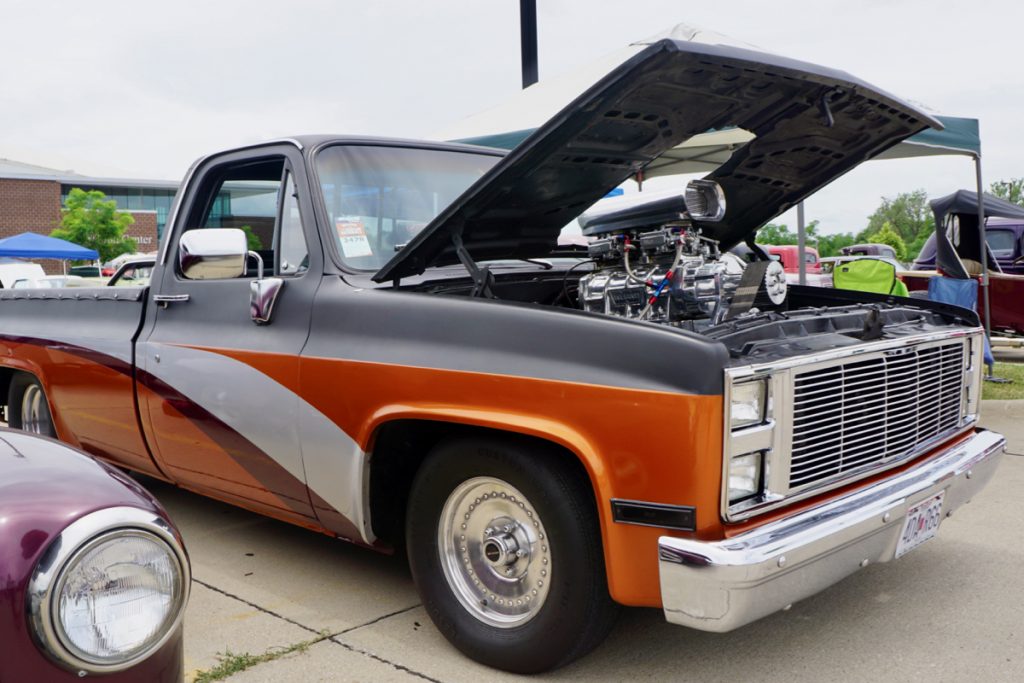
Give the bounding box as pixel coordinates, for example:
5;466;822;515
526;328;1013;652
192;578;442;681
193;579;320;636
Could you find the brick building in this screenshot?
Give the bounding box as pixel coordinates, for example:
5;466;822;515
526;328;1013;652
0;157;177;272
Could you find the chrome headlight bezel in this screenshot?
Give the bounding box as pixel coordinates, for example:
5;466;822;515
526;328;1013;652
27;506;190;675
723;376;776;516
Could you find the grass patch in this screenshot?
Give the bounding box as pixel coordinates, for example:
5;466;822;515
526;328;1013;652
192;631;330;682
982;362;1024;400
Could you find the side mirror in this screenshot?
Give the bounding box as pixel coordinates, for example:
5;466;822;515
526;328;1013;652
179;229;247;280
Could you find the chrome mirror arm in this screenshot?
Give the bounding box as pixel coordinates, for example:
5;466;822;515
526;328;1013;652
247;251;264;280
246;251;283;325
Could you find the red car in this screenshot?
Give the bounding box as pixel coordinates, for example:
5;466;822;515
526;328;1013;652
764;244;829;286
0;430;189;681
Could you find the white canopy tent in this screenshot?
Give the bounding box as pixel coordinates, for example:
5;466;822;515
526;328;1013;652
435;22;980;172
434;22;984;294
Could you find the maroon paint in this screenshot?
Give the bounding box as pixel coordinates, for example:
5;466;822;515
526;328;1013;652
0;430;183;682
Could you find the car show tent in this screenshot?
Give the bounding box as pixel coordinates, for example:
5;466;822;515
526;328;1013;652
435;21;989;329
0;232;99;260
436;23;981;174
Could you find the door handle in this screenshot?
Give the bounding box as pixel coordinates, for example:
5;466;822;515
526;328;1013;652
153;294;190;308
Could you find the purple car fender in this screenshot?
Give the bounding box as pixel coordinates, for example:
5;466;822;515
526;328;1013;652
0;430;188;682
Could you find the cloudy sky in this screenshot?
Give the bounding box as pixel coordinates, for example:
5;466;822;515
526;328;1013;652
2;0;1021;235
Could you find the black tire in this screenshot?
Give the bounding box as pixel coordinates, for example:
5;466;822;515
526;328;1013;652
7;373;55;437
406;436;618;673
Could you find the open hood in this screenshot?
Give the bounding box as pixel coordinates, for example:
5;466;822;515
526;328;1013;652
374;39;938;283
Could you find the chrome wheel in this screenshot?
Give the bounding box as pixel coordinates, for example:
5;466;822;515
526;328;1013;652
438;476;551;628
21;383;48;435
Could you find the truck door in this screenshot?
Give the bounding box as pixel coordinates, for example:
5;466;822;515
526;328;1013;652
137;145;322;526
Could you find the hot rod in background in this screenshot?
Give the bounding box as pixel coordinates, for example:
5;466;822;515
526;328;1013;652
0;430;190;681
0;40;1003;672
905;190;1024;335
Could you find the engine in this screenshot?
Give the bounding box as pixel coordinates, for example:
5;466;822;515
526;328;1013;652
577;224;786;328
577;224;737;325
574;184;787;328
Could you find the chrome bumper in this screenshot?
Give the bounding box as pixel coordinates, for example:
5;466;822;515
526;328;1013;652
658;428;1005;632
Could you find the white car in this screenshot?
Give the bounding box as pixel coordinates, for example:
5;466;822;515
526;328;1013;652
11;275;91;289
0;261;46;289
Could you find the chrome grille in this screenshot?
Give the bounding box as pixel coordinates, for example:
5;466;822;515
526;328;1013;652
789;341;965;490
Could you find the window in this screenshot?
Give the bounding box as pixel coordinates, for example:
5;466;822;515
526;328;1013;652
277;172;308;275
182;157;308;278
315;145;500;270
986;229;1016;257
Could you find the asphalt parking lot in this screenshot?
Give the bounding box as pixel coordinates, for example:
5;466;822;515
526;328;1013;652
151;401;1024;682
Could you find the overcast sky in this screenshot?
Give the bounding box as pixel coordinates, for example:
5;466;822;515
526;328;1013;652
2;0;1022;235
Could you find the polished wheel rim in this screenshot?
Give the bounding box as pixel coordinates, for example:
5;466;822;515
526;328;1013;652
438;476;551;628
21;384;47;434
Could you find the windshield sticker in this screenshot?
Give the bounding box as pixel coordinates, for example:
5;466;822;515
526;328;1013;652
336;218;373;258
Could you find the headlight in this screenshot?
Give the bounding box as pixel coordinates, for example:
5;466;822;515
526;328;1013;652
730;380;768;429
724;374;775;519
728;451;764;504
28;507;190;674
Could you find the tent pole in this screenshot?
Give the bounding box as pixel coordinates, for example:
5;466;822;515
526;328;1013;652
797;201;807;286
975;156;992;344
519;0;538;89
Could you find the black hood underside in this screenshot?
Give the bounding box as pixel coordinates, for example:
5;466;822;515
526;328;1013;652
374;39;938;283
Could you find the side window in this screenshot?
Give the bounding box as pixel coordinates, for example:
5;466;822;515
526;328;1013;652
277;172;308;276
182;156;307;278
985;229;1015;257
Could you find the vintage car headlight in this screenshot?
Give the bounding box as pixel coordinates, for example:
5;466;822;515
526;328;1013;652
730;379;768;429
28;507;190;674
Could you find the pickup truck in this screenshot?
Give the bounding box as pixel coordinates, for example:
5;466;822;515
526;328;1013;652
0;40;1004;673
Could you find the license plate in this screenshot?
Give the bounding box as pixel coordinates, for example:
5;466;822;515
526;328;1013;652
894;491;945;559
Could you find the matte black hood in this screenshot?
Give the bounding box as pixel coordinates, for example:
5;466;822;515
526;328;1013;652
374;39;939;282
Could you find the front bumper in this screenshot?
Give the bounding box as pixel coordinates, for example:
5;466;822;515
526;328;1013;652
658;428;1005;632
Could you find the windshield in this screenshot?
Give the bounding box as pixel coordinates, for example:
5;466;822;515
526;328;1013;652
315;145;500;270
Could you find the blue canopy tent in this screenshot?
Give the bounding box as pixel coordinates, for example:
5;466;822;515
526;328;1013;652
0;232;99;260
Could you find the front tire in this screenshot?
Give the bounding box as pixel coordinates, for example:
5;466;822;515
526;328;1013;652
8;373;55;437
406;436;618;673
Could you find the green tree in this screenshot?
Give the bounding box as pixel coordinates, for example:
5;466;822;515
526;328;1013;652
755;222;797;245
990;178;1024;207
239;225;263;251
757;220;860;257
862;189;933;248
756;220;823;245
816;231;858;257
52;188;136;263
863;221;908;261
